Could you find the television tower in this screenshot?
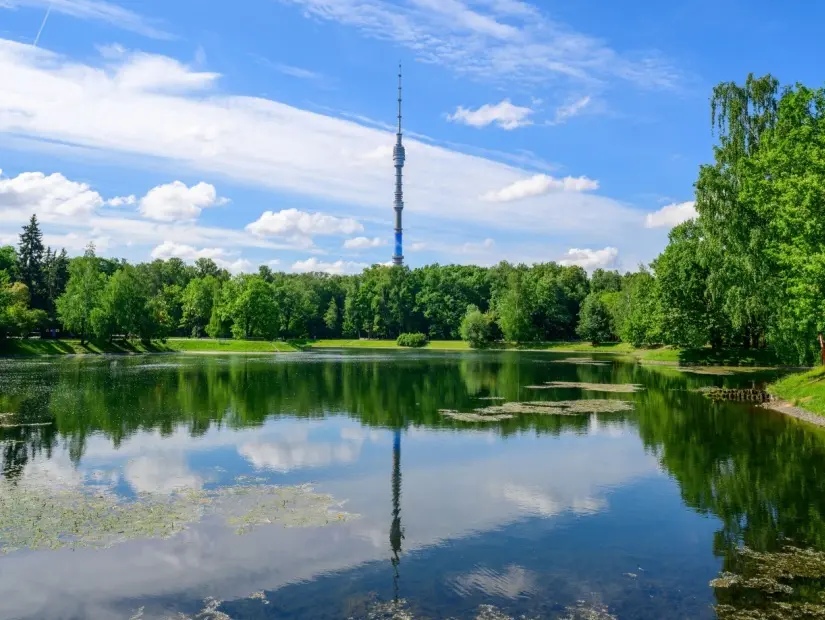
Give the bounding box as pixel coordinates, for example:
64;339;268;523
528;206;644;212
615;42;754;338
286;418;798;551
392;65;405;266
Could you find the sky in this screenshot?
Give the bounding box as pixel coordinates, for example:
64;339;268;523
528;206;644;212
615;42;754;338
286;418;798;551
0;0;823;275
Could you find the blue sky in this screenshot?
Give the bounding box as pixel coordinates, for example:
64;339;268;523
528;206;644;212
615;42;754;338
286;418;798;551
0;0;822;274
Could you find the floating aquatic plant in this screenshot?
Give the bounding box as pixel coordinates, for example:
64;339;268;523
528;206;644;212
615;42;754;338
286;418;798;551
439;410;515;422
0;477;355;554
525;382;644;393
439;399;633;422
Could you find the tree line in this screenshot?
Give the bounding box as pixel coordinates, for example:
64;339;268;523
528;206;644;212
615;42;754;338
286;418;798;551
2;74;824;363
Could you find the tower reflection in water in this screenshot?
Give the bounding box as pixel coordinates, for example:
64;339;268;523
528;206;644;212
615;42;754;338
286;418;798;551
390;427;404;601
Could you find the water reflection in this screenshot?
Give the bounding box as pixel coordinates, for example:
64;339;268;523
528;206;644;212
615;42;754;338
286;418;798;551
0;352;822;619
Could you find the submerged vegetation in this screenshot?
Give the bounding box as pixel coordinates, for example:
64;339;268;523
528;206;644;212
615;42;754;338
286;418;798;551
711;545;825;619
0;476;354;554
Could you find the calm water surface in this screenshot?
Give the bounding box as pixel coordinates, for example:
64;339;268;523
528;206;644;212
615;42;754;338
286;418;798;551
0;350;823;619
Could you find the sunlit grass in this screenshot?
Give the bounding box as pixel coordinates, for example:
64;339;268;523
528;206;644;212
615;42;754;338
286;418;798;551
769;366;825;416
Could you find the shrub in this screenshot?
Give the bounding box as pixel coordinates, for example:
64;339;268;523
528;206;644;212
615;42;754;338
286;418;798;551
397;332;427;348
460;304;493;348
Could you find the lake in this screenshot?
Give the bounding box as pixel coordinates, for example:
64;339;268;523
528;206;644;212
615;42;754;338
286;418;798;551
0;350;823;619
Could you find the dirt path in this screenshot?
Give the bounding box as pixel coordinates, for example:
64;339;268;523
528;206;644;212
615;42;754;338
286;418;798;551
761;400;825;428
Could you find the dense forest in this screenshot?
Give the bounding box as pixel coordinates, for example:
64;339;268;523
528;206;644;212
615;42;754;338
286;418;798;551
2;73;825;364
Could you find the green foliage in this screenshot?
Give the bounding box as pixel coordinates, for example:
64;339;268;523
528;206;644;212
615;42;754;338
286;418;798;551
182;276;218;337
459;304;494;348
396;332;427;347
576;293;616;345
56;246;107;344
0;246;18;281
324;298;339;334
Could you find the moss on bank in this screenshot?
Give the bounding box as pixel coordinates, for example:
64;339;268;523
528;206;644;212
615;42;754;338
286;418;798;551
769;367;825;417
0;337;299;357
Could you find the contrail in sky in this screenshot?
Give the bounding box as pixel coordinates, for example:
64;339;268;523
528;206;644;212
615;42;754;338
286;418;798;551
33;2;53;47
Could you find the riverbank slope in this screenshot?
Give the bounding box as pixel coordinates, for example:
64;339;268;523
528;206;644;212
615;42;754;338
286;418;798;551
768;367;825;417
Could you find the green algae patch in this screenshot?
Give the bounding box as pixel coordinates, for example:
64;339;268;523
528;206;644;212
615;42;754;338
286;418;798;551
550;358;611;366
711;545;825;619
0;478;355;554
439;410;515;422
560;601;617;620
440;399;633;422
525;381;644;393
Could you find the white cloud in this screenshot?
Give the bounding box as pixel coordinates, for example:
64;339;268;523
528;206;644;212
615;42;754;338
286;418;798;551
106;194;136;207
343;236;385;249
274;63;321;81
409;242;428;252
548;95;591;125
644;200;696;229
0;39;649;257
247;209;363;237
114;53;219;93
481;174;599;202
43;232;110;252
460;238;495;253
447;100;533;130
150;241;227;261
139;181;227;222
1;0;172;39
280;0;678;89
291;257;368;275
559;247;619;270
0;170;103;218
150;241;251;274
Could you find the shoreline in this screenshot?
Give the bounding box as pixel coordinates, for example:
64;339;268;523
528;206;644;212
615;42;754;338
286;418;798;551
761;400;825;428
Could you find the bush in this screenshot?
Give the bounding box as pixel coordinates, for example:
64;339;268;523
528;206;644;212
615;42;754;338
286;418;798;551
460;304;493;348
397;332;427;348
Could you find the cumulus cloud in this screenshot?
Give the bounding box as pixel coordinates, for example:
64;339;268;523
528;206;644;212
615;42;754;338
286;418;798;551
447;100;533;130
559;247;619;270
0;170;103;218
343;236;386;250
644;200;697;229
247;209;363;237
106;194;136;207
481;174;599;202
150;241;251;274
139;181;227;222
291;257;368;275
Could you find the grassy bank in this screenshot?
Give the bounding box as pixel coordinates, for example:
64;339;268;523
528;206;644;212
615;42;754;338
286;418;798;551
0;338;299;356
301;339;779;366
769;367;825;417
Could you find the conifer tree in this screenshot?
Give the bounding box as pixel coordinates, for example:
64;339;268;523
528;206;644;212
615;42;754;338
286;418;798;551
17;215;45;310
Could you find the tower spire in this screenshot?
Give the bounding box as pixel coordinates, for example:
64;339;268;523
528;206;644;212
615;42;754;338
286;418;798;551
392;64;405;266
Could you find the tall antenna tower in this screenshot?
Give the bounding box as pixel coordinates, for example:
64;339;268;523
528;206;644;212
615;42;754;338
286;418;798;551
392;65;405;266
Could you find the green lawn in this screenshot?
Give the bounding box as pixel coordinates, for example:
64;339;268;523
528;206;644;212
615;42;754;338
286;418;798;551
769;366;825;416
0;338;299;356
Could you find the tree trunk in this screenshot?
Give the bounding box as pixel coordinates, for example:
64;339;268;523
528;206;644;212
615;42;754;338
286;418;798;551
819;333;825;367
